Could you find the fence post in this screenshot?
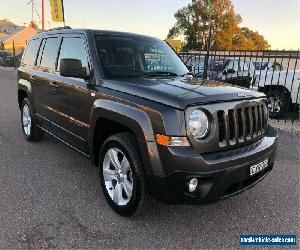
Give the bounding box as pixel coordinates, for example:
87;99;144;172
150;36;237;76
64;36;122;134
13;41;16;69
203;2;212;80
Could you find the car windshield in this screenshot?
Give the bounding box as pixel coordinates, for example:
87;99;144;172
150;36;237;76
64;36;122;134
94;34;189;78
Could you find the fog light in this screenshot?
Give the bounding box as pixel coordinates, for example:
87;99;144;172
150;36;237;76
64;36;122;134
188;178;198;192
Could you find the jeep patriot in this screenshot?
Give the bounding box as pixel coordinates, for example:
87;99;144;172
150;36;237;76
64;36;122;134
17;28;278;216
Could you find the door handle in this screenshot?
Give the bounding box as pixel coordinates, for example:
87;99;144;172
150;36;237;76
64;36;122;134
49;81;59;90
29;75;36;81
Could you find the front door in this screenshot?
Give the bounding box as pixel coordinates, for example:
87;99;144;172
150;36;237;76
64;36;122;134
49;35;93;153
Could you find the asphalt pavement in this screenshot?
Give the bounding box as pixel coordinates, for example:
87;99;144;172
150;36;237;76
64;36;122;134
0;67;299;249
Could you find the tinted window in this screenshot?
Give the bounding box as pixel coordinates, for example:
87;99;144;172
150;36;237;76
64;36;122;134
22;39;41;66
94;34;189;78
57;37;88;72
36;39;46;66
40;37;59;71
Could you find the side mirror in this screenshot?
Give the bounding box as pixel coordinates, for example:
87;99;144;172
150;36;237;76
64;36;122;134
186;64;194;72
222;69;227;75
227;68;235;74
59;58;88;79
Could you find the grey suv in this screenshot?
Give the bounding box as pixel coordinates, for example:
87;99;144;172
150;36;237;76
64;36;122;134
17;28;278;216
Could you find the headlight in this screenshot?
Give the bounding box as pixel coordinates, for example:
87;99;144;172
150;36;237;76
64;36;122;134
188;109;209;139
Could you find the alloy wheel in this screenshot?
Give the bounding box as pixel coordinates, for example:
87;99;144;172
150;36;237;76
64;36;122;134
102;147;134;206
22;104;32;136
268;96;282;113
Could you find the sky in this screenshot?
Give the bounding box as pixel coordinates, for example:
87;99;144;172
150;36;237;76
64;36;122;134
1;0;299;49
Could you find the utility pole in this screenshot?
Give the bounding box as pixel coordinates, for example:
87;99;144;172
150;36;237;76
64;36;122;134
31;1;34;22
203;0;212;80
42;0;45;31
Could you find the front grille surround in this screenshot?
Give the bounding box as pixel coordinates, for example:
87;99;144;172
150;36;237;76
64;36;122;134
217;101;267;148
185;98;268;154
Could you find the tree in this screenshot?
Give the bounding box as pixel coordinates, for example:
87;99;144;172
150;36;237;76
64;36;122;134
28;21;38;29
232;27;270;50
168;0;270;51
0;19;10;25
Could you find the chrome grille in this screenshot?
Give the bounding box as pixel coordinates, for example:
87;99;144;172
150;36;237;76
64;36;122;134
217;102;267;147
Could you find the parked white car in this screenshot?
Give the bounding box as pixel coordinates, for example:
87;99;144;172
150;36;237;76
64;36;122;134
253;61;282;72
253;70;300;114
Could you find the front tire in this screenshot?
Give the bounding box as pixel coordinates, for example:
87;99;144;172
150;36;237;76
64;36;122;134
99;132;147;217
21;98;44;141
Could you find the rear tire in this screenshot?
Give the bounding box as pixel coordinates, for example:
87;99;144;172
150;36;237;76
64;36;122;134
99;132;147;217
266;89;290;117
21;98;44;141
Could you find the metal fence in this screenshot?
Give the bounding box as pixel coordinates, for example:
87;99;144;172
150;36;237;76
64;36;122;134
0;42;25;68
180;50;300;121
0;43;299;121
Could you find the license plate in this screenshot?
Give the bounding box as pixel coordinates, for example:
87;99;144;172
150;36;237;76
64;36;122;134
249;159;269;176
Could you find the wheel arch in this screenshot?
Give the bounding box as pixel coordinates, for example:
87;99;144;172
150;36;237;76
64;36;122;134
89;99;157;175
18;78;33;109
259;84;291;99
18;89;28;109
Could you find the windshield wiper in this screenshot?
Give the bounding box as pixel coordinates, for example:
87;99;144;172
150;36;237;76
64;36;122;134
143;71;178;77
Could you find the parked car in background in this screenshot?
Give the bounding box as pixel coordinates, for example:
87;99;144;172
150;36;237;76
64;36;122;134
0;50;13;66
253;70;300;115
0;51;23;67
191;58;255;88
2;52;23;67
253;61;282;72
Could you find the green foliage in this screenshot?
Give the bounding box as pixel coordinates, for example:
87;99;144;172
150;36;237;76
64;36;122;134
168;0;270;51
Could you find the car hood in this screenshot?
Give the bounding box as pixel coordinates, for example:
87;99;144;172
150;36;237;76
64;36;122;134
102;76;265;109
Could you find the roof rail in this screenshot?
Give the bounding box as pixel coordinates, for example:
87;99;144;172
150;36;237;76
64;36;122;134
46;26;72;32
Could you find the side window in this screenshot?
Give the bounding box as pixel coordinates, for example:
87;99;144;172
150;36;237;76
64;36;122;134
40;37;59;71
36;39;46;66
57;37;89;73
22;39;41;66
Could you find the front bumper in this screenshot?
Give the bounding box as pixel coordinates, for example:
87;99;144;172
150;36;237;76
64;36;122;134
146;126;278;204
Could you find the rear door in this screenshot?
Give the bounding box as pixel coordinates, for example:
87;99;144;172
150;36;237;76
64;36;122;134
18;37;42;108
32;36;60;130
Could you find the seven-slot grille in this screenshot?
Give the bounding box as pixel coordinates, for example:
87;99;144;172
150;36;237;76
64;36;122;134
217;102;267;147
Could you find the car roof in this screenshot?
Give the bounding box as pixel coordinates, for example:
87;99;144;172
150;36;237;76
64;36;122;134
31;28;159;41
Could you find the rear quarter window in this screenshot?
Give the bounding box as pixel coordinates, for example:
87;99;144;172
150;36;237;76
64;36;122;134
22;39;41;66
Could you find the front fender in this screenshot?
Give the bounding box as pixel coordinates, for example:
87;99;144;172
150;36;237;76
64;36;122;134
89;99;155;142
89;99;164;175
18;78;32;93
